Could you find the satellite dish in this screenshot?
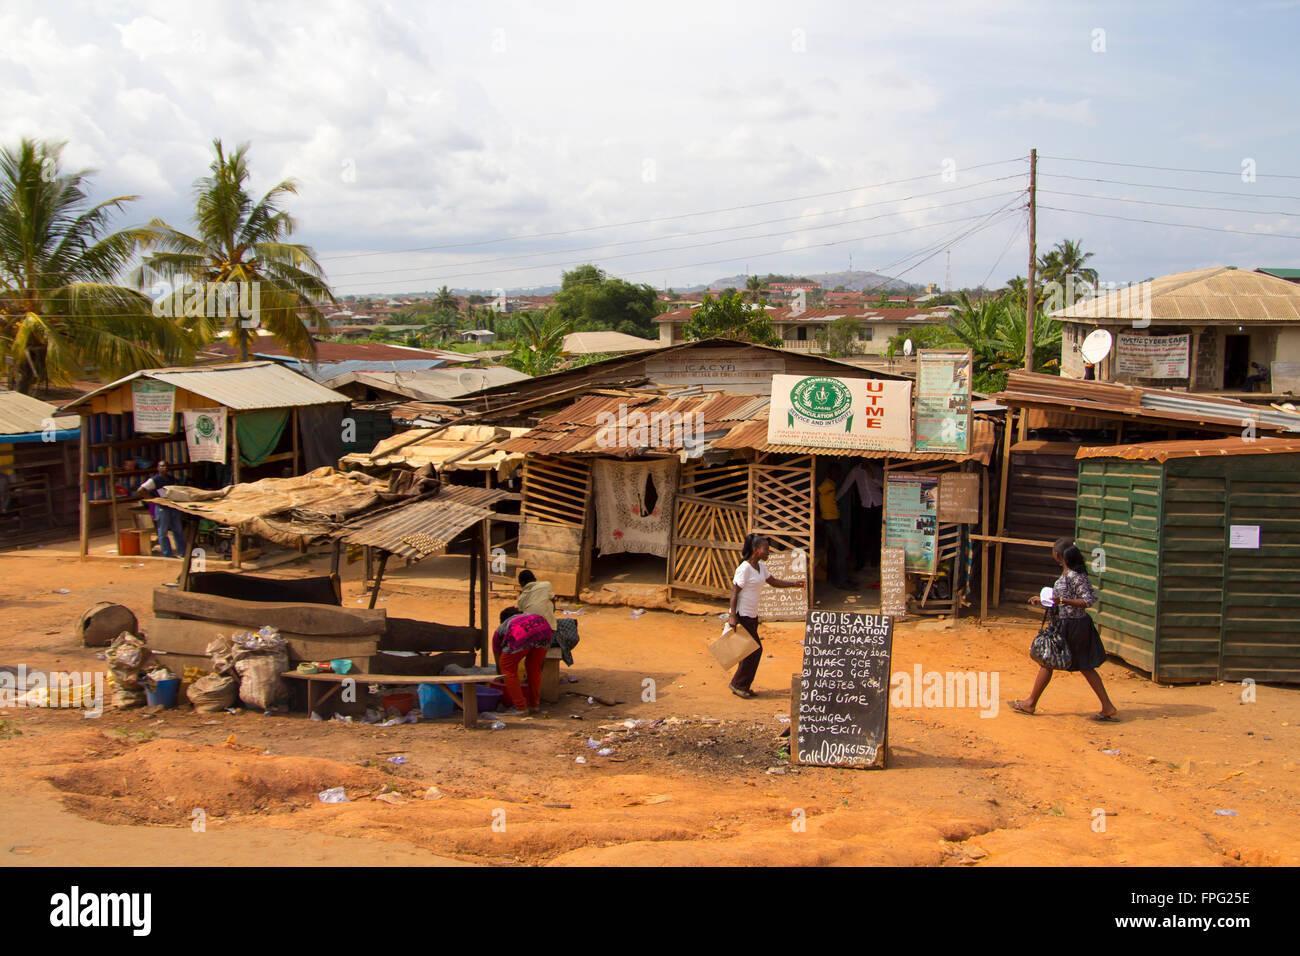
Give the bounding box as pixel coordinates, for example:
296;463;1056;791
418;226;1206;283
1081;329;1113;365
903;339;914;356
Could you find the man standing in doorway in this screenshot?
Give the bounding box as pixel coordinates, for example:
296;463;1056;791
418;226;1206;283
817;463;856;590
138;461;184;559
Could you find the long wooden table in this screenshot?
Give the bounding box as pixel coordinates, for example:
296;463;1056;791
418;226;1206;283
282;672;499;729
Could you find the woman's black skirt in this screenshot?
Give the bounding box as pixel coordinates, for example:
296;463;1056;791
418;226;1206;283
1059;614;1107;672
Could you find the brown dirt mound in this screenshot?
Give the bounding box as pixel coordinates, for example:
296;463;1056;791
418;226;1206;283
0;728;132;768
28;738;403;826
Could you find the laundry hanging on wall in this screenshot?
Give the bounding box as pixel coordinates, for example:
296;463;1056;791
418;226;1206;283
592;458;680;558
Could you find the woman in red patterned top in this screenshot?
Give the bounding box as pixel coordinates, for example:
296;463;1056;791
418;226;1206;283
492;606;554;716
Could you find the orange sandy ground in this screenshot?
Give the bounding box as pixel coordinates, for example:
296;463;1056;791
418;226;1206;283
0;546;1296;867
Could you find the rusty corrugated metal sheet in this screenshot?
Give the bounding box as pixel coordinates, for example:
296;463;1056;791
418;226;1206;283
338;484;510;559
1076;437;1300;462
716;416;999;464
995;371;1299;434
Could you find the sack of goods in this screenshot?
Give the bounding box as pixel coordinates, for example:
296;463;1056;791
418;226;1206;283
708;623;759;671
231;626;290;710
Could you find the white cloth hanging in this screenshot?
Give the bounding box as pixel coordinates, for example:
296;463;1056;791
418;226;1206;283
592;459;679;557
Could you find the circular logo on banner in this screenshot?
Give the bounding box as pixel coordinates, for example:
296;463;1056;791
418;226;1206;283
789;377;852;425
195;414;217;439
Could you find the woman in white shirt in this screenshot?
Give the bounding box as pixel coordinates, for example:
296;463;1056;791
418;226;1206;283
727;534;805;699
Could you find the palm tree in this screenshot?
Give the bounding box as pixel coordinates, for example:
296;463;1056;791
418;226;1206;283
427;310;460;345
745;274;767;303
0;139;191;393
139;139;335;362
433;285;458;312
1038;238;1098;299
507;311;571;375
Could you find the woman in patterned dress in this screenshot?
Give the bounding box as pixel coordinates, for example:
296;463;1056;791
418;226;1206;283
1010;537;1119;721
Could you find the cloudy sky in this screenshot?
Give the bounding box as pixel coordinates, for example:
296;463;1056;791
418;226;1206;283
2;0;1298;295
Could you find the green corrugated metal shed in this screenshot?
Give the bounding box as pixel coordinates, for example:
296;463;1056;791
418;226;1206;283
1075;438;1300;684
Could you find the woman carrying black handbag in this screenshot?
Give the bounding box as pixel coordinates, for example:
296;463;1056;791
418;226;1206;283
1010;537;1119;721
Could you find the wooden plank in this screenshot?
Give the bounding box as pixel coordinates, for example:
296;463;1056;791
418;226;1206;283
152;588;386;636
148;617;379;661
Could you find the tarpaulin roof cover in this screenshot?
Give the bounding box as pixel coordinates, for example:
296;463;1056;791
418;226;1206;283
157;467;413;549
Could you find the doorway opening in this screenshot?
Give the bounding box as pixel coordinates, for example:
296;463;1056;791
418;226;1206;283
1224;333;1250;389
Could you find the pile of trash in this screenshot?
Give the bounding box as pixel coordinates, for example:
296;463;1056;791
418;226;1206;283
107;632;156;709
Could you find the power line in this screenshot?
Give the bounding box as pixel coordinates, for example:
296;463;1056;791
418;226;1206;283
1040;172;1300;203
337;192;1027;291
1038;204;1300;240
325;174;1027;279
317;156;1029;261
1040;188;1300;218
1041;155;1300;180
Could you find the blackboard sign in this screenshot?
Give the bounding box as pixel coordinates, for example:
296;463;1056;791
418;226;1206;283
757;549;809;622
880;547;907;618
794;611;894;769
938;472;980;524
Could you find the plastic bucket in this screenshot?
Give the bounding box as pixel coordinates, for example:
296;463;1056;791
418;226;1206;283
418;684;456;719
145;678;180;708
477;686;504;712
382;692;416;716
118;530;141;557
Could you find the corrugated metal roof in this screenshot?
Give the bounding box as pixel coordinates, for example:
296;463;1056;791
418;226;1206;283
338;485;510;559
1052;266;1300;323
717;415;1000;464
299;359;450;381
995;371;1300;434
496;390;769;458
562;331;659;354
339;424;530;476
323;367;531;400
1076;437;1300;462
63;362;349;412
0;390;79;437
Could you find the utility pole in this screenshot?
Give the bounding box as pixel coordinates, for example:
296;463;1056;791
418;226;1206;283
945;251;951;293
1024;148;1037;371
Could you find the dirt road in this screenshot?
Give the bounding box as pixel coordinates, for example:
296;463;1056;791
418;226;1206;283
1;549;1295;866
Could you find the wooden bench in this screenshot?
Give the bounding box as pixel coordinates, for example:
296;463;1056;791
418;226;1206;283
282;671;498;729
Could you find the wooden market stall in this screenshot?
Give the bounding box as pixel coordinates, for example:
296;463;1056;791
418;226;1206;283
0;389;80;549
62;362;350;563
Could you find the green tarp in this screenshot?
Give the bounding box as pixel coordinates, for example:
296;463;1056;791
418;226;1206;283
235;409;289;466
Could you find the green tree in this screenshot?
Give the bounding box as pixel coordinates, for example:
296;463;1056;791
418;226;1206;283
426;310;460;345
140;139;334;362
682;291;780;346
745;274;767;303
816;315;862;357
0;139;190;393
552;264;659;337
433;285;458;311
506;311;571;375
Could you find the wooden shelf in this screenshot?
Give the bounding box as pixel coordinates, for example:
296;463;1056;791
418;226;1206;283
89;434;184;451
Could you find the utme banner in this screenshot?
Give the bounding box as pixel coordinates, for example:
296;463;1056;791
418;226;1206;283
767;374;912;451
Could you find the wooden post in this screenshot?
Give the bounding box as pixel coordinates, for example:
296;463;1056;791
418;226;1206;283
107;444;121;548
980;464;991;620
291;407;300;475
468;531;477;630
479;518;491;666
230;411;241;569
369;550;389;609
1024;147;1037;374
79;417;90;559
178;518;198;590
991;411;1016;609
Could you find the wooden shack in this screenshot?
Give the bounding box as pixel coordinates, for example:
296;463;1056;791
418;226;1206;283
63;362;350;560
1074;438;1300;684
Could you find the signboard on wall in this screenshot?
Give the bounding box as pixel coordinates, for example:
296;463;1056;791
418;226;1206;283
182;408;227;463
937;472;980;524
1116;334;1190;378
880;547;907;618
758;549;809;622
884;474;938;572
767;375;912;451
645;350;785;391
914;349;972;453
131;380;176;433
